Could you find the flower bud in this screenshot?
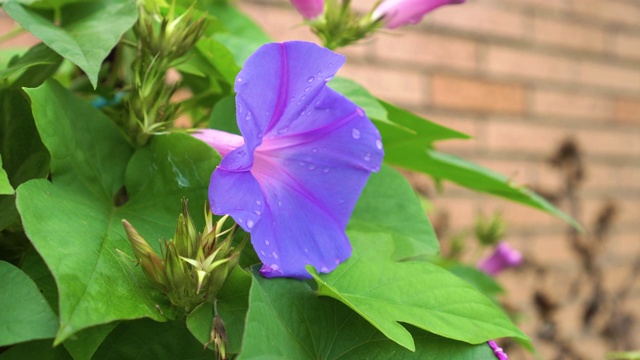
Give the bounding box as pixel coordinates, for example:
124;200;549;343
373;0;465;29
122;220;169;292
477;242;523;276
291;0;324;20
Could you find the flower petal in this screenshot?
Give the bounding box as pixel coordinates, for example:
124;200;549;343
208;169;265;233
192;129;244;157
234;41;345;153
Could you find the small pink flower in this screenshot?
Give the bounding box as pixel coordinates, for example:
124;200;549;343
477;242;523;276
488;340;509;360
291;0;324;19
373;0;465;29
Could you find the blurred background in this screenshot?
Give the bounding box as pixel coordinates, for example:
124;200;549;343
2;0;639;358
236;0;640;358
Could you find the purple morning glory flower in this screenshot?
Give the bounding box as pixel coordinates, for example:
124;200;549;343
488;340;509;360
477;241;523;276
194;41;383;279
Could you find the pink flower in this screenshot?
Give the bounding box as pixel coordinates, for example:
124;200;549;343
488;340;509;360
373;0;465;29
291;0;324;19
477;242;523;276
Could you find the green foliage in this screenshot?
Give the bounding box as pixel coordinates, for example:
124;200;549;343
309;232;529;351
3;0;137;88
17;80;218;343
0;261;58;346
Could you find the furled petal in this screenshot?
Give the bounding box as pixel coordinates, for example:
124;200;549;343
373;0;465;29
205;41;383;278
290;0;324;19
477;241;523;276
192;129;244;157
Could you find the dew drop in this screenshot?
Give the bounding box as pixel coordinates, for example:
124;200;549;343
278;127;289;134
376;139;383;149
271;264;280;271
257;131;263;138
265;111;270;117
237;77;242;82
311;148;318;153
304;86;311;92
238;218;244;224
308;164;316;171
335;258;341;265
253;210;262;216
356;108;365;117
323;167;330;173
301;95;306;101
245;112;252;120
272;252;279;259
247;219;254;229
265;239;270;246
307;76;314;83
352;128;361;139
278;201;282;206
299;161;305;167
289;97;295;102
364;153;372;161
320;266;329;272
304;248;309;253
260;251;266;256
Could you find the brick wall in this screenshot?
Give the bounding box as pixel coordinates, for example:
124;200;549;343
239;0;640;358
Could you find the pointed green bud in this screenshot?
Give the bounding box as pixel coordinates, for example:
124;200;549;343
122;220;169;291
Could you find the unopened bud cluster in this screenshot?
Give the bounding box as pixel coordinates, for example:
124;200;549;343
122;199;243;312
127;3;209;145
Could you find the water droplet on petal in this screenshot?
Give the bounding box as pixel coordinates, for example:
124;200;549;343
299;161;305;167
356;108;365;117
289;97;295;102
278;201;282;206
278;127;288;134
272;252;278;259
245;112;252;120
257;131;263;138
247;219;254;229
307;76;314;83
364;153;372;161
320;266;329;272
311;148;318;153
335;258;341;265
256;200;262;206
238;218;244;223
253;210;262;216
308;164;316;171
304;248;309;253
265;239;270;246
271;264;280;271
323;167;331;173
260;251;266;256
237;77;242;82
376;139;383;149
352;128;361;139
304;86;311;92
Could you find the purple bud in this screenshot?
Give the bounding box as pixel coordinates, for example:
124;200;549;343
488;340;509;360
291;0;324;19
373;0;465;29
477;241;523;276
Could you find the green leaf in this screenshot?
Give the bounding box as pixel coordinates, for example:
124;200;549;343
238;268;497;359
0;154;12;195
20;247;58;311
187;266;251;354
92;319;216;360
0;261;58;346
17;80;219;343
62;323;118;360
0;339;72;360
309;232;529;351
350;165;439;259
0;89;49;231
195;37;241;85
328;77;388;124
3;0;137;88
446;262;505;299
208;94;239;135
204;3;271;65
0;43;62;89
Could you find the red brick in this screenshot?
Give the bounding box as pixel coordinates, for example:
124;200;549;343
533;17;605;53
478;198;559;229
0;13;39;49
615;98;640;124
581;164;620;191
616;164;640;190
491;0;569;12
569;0;640;27
373;31;478;70
340;63;426;106
531;160;564;191
577;128;640;158
431;75;525;114
531;89;612;122
578;60;640;93
485;46;575;83
612;32;640;61
485;120;568;153
423;2;529;40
